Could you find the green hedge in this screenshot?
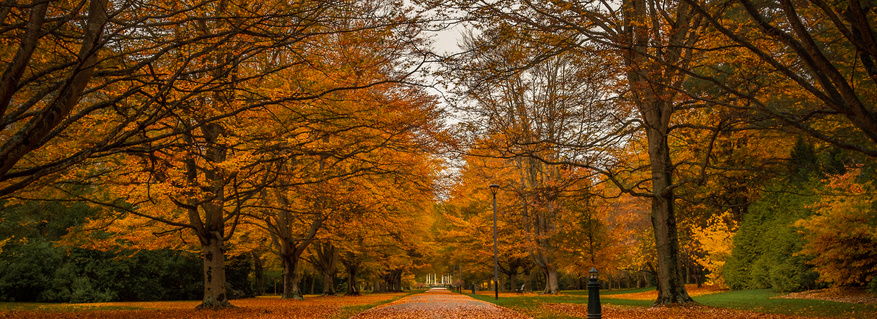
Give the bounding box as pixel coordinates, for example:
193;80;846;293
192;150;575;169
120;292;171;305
0;239;254;302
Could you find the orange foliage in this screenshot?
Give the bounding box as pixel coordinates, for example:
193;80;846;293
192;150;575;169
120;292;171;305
796;170;877;286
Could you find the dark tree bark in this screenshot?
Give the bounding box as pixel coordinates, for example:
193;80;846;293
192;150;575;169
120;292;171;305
341;251;361;296
251;250;265;296
680;0;877;156
0;0;108;196
306;241;339;296
382;269;404;292
263;185;324;300
269;207;323;300
620;0;699;306
281;253;304;300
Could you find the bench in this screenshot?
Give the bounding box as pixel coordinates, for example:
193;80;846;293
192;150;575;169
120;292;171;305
515;283;525;293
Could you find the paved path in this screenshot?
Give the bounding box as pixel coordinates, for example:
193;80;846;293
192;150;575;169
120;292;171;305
350;288;532;319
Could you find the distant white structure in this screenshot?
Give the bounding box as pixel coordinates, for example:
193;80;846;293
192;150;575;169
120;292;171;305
426;273;454;286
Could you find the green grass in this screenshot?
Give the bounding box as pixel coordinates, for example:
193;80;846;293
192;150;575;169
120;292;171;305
564;287;653;296
696;289;877;318
564;287;655;307
467;288;877;319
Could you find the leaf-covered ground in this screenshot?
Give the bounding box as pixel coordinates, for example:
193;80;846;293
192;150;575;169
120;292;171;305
351;288;530;319
543;303;840;319
605;284;727;300
3;287;877;318
469;285;877;319
0;293;407;319
778;287;877;304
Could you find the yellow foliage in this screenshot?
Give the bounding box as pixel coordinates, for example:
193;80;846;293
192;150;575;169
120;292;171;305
693;211;737;288
0;236;8;255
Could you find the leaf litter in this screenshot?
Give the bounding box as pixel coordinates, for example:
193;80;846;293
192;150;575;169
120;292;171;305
351;288;531;319
0;293;405;319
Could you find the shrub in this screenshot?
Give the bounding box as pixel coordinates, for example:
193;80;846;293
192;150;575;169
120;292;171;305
724;180;820;292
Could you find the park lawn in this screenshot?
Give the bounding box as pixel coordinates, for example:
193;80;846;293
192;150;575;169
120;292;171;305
469;286;877;319
697;289;877;318
0;292;413;319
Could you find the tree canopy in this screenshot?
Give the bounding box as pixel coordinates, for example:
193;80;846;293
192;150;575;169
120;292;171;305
2;0;877;309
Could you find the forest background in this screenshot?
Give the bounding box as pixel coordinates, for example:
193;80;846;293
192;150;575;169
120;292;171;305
1;0;877;309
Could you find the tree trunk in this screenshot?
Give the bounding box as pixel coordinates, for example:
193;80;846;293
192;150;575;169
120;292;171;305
197;237;232;309
343;256;361;296
308;242;337;296
252;251;265;296
620;0;697;306
686;265;691;284
281;254;304;300
323;272;335;296
542;266;559;294
346;270;359;296
646;119;694;305
389;269;403;292
637;272;642;288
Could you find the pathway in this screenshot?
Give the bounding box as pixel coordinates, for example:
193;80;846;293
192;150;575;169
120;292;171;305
350;288;532;319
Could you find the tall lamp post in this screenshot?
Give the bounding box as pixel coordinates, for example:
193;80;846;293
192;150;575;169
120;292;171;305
489;184;500;300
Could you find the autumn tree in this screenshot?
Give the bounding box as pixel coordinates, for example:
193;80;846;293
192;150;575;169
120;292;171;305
428;0;732;304
335;169;437;296
30;0;438;308
796;169;877;288
555;184;655;288
14;0;321;308
436;154;532;292
1;0;111;196
441;22;631;293
253;86;439;299
240;6;441;297
306;240;339;296
681;0;877;156
0;0;196;198
664;0;877;289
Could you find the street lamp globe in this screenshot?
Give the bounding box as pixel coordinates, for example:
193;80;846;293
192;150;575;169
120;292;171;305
489;184;500;195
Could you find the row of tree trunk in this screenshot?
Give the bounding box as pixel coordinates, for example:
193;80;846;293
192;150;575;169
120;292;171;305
248;242;406;298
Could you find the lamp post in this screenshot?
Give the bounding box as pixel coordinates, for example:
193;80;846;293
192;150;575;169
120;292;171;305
489;184;500;300
587;268;601;319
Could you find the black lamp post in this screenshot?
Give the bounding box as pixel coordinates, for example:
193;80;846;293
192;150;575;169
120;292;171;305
489;184;500;300
587;268;601;319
